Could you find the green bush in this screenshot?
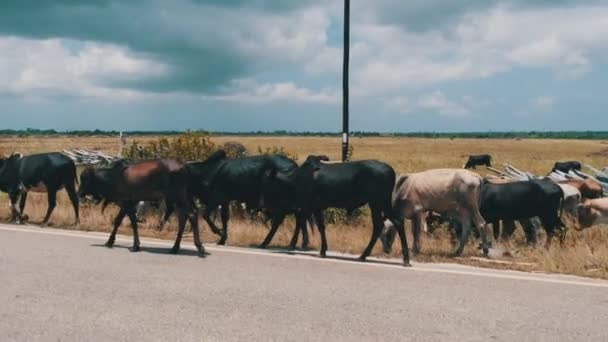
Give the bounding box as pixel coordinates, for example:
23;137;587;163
122;132;217;161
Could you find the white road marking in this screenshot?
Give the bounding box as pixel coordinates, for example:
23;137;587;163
1;224;608;288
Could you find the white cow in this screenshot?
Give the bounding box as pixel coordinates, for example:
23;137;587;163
382;169;487;257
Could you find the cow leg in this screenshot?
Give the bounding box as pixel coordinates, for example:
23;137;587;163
288;212;305;250
500;220;516;241
18;191;28;218
472;211;489;256
217;203;230;245
259;212;286;249
64;181;80;226
170;210;188;254
412;213;422;255
301;215;312;249
126;207;141;252
9;191;22;223
106;208;127;248
387;219;410;266
453;215;472;257
314;210;328;258
41;189;58;227
544;228;554;250
491;220;500;241
157;201;174;230
188;208;206;258
359;207;385;261
520;219;537;246
203;205;224;238
379;220;397;254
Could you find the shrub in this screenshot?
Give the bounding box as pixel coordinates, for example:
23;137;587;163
257;145;298;161
122;132;217;161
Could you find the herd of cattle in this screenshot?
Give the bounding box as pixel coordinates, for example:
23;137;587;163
0;151;607;267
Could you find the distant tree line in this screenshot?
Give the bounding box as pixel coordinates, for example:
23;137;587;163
3;128;608;140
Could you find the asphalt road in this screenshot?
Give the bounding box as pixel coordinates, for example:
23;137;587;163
1;224;608;342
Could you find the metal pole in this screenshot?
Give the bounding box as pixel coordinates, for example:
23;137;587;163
341;0;350;162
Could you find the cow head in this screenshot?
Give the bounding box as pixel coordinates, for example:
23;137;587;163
576;202;597;230
78;167;108;203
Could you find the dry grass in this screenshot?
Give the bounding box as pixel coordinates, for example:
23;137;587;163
2;135;608;279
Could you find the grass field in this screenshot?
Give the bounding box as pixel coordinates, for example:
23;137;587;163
2;135;608;278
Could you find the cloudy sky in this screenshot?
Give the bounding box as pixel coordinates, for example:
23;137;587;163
1;0;607;132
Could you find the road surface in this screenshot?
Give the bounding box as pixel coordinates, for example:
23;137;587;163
1;224;607;341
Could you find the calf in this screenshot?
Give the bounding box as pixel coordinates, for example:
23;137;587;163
187;150;309;248
0;152;79;226
479;179;564;248
463;154;492;169
78;159;204;256
381;169;488;257
261;155;410;266
550;161;582;174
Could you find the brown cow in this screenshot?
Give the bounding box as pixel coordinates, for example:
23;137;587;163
558;178;603;200
577;198;608;229
382;169;488;257
78;159;205;257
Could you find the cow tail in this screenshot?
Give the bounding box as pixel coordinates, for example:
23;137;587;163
557;186;565;229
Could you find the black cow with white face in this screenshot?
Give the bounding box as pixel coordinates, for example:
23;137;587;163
0;152;79;226
463;154;492;169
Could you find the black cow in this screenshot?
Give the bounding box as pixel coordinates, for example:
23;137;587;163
0;152;79;226
260;155;410;266
187;150;309;247
463;154;492;169
479;179;563;248
550;161;582;174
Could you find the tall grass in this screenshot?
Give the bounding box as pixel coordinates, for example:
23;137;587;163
2;135;608;278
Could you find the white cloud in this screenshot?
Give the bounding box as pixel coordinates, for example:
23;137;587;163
417;91;470;116
0;37;167;101
531;96;556;111
348;3;608;99
205;79;339;105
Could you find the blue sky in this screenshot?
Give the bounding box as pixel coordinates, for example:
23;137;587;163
0;0;607;132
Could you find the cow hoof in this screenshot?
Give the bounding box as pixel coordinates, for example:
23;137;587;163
320;251;327;258
168;247;179;255
198;250;207;258
258;244;268;250
130;246;141;252
104;242;114;248
358;255;367;262
403;262;412;268
217;239;227;246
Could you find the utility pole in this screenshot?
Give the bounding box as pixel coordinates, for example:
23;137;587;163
341;0;350;162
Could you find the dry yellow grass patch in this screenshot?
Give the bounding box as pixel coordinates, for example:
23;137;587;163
1;135;608;278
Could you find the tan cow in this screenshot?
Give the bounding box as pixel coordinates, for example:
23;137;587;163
559;178;603;200
382;169;488;257
557;183;581;230
577;198;608;229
